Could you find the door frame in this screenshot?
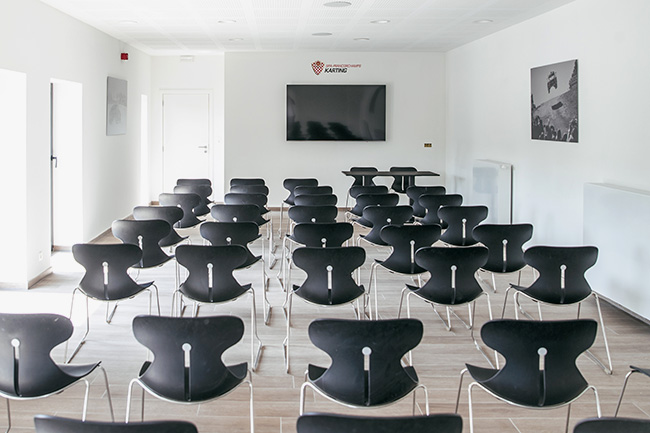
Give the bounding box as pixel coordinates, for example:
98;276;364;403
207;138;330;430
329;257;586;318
161;89;213;193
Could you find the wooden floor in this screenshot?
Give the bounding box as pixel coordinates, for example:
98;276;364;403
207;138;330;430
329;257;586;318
4;210;650;433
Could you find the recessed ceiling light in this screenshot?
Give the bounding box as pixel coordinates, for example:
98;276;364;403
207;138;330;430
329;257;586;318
228;38;244;41
118;20;139;25
324;1;352;6
370;20;390;24
218;19;237;24
312;32;333;36
474;19;493;24
354;37;370;41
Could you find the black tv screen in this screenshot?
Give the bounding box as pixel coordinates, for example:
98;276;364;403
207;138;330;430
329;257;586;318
286;84;386;141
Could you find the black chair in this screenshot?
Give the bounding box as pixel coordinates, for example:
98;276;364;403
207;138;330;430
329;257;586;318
280;178;319;237
369;224;441;319
173;183;212;216
347;190;397;222
67;243;160;362
297;413;462;433
111;219;174;269
287;205;338;232
294;194;338;206
284;246;366;372
406;185;446;218
126;315;254;432
280;222;354;295
300;318;429;415
35;416;198;433
574;417;650;433
399;246;494;365
438;205;488;246
230;184;270;196
200;221;271;324
213;202;275;268
419;193;463;227
173;245;264;370
230;177;265;187
503;245;612;374
0;313;114;431
132;205;188;248
159;193;202;228
455;319;601;433
472;223;533;293
356;205;413;247
390;166;417;193
224;192;274;258
348;166;378;187
615;366;650;416
346;184;389;210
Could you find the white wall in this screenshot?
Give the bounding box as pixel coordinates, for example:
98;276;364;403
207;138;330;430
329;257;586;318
446;0;650;245
224;52;446;207
0;0;151;288
149;55;226;202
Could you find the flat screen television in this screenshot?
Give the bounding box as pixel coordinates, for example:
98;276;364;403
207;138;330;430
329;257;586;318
286;84;386;141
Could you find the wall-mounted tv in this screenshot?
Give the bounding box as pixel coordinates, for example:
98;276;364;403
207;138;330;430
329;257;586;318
286;84;386;141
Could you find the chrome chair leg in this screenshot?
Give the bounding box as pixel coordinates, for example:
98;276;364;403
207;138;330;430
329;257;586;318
615;368;638;416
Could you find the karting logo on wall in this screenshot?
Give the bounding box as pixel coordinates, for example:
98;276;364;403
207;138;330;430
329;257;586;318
311;60;362;75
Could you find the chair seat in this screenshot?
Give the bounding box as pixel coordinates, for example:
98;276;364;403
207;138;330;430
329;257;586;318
307;364;419;407
466;363;587;407
133;254;174;269
292;284;365;306
405;283;483;305
510;283;591;304
375;258;425;276
139;361;248;403
180;283;252;303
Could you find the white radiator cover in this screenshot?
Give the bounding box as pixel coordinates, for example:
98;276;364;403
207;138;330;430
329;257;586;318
584;183;650;321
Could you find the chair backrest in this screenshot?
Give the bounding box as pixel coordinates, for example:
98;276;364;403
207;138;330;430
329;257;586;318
199;221;260;267
413;246;488;304
479;319;597;407
176;178;211;187
72;243;145;300
297;413;462;433
308;318;423;406
294;185;333;196
348;166;378;187
349;185;388;199
438;205;488;246
223;193;268;225
292;246;365;305
349;193;399;218
472;223;533;273
132;206;186;247
35;415;198;433
0;313;76;397
522;245;598;304
573;417;650;433
378;224;441;275
288;205;338;224
173;184;212;216
229;177;265;187
419;194;463;227
294;194;338;206
283;178;319;205
132;315;245;402
210;203;261;223
406;186;446;217
389;166;417;193
291;222;353;247
229;184;269;196
175;245;249;303
359;205;413;246
159;193;202;228
111;219;172;268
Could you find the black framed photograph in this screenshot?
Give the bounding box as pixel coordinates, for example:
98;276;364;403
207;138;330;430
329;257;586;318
530;59;578;142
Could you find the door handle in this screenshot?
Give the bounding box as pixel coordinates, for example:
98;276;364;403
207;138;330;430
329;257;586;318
51;155;58;168
198;146;208;149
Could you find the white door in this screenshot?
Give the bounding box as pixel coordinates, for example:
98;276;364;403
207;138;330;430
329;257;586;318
162;93;210;193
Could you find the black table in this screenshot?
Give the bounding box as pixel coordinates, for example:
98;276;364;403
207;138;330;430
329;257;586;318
342;169;440;189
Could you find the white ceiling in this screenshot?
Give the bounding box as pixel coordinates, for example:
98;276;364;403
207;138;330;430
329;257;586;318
38;0;575;56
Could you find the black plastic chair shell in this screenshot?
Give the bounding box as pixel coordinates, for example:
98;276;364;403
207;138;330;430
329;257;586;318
418;194;463;227
357;205;413;246
159;193;202;228
133;206;188;248
406;185;446;218
438;205;488;246
34;415;198;433
297;413;462;433
111;219;174;269
573;417;650;433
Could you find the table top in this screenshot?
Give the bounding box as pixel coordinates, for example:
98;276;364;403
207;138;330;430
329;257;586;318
341;170;440;177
